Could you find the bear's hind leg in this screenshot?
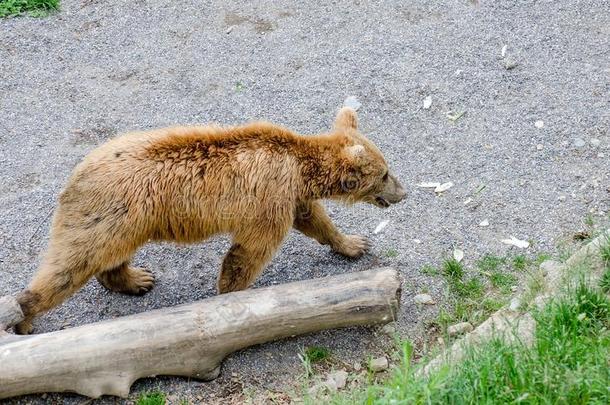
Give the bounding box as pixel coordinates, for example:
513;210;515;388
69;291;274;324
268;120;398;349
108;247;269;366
96;262;155;295
15;257;98;334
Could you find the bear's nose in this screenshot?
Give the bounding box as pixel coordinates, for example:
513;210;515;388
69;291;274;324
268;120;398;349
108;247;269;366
397;187;407;201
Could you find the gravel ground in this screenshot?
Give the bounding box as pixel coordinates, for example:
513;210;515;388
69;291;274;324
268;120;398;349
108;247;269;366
0;0;608;403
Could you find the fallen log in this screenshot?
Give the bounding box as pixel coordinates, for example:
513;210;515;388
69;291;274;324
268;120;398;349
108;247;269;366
0;295;23;332
0;267;400;399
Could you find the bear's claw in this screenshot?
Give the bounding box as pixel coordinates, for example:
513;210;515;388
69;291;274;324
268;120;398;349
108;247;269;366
333;234;371;258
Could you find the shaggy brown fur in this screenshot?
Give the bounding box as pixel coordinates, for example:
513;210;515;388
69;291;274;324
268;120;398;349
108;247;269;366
15;107;405;334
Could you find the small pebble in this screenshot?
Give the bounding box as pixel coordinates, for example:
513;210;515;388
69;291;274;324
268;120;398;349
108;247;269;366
343;96;361;111
558;195;566;201
369;356;388;372
536;144;543;150
590;138;600;147
447;322;473;336
479;219;490;227
573;138;586;149
534;120;544;128
381;323;396;335
226;26;234;34
503;58;518;70
509;298;520;311
353;361;361;372
413;293;436;305
423;96;432;109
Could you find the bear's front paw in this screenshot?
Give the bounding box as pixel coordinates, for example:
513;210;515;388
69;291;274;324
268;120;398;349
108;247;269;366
332;234;371;258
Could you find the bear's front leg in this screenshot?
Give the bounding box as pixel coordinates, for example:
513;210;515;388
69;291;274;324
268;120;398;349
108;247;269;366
218;226;288;294
293;200;370;258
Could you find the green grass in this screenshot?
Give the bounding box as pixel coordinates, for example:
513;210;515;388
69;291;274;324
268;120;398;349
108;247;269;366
600;268;610;293
442;258;464;279
476;254;506;273
534;252;552;266
385;248;398;258
489;271;517;293
0;0;58;17
600;236;610;267
303;346;331;363
329;281;610;404
511;254;528;271
299;346;331;377
420;264;440;276
136;390;166;405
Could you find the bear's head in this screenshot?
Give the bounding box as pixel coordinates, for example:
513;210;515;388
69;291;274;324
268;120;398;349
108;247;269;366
333;107;406;208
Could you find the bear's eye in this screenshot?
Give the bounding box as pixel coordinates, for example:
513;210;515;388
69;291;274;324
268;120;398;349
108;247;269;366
382;171;389;181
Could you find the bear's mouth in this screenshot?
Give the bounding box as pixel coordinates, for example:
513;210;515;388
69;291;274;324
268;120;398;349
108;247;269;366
375;196;390;208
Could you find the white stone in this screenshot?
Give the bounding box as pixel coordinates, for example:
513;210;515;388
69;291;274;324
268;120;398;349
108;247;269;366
434;182;454;193
447;322;473;336
343;96;361;111
536;144;543;150
414;293;436;305
534;120;544;128
326;370;348;390
453;248;464;263
509;298;520;311
479;219;490;227
369;356;388;372
423;96;432;109
590;138;601;147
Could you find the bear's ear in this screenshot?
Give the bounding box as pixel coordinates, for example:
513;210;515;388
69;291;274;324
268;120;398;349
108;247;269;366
334;107;359;130
345;144;365;159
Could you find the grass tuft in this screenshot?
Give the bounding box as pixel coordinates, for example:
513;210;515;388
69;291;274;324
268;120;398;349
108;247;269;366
420;264;439;276
600;236;610;268
303;346;331;363
136;390;166;405
385;248;398;258
511;254;528;271
442;259;464;279
600;268;610;293
489;272;517;293
0;0;59;18
476;254;505;273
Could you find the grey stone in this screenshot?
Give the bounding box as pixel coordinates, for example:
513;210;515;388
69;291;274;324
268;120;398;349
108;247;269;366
369;356;388;372
503;58;518;70
413;293;436;305
447;322;474;336
573;138;587;148
381;322;396;335
326;370;348;390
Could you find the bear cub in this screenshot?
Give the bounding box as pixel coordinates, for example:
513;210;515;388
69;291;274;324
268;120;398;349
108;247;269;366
15;107;406;334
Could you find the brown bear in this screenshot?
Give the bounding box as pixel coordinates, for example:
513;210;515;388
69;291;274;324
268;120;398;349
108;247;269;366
15;107;405;334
